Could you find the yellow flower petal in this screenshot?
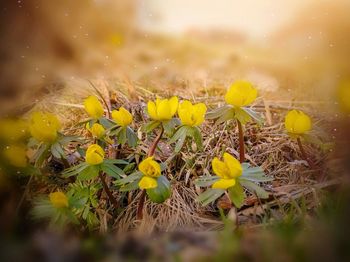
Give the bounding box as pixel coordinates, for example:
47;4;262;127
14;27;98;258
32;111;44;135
139;176;158;189
285;110;311;135
147;97;179;121
112;107;133;127
0;118;28;142
223;153;242;178
29;112;60;143
49;192;69;208
3;144;27;167
169;96;179;117
212;178;236;189
86;123;105;138
147;101;158;120
225;80;257;107
84;96;104;119
212;157;230;179
85;144;105;165
178;100;207;126
139;156;161;178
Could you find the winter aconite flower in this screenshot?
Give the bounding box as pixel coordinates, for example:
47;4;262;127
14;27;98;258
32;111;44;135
285;110;312;135
84;95;104;119
49;192;69;208
178;100;207;127
212;153;242;189
147;97;178;121
85;144;105;165
112;107;133;127
3;144;27;167
86;123;105;139
0;118;28;142
138;157;161;189
29;112;61;143
225;80;257;107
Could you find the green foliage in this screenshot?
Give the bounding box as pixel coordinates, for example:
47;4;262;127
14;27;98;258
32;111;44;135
170;125;203;153
195;164;271;207
146;175;171;203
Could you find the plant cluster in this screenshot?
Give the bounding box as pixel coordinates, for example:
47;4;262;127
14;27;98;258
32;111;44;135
0;80;317;229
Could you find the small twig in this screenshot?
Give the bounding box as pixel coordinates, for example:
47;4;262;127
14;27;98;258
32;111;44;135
297;137;316;169
98;172;119;210
237;120;245;163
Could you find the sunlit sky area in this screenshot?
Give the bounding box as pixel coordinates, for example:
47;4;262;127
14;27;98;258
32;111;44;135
138;0;322;38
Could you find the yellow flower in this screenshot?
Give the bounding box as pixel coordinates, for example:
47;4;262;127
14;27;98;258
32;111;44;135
337;80;350;113
147;97;179;121
86;123;105;138
85;144;104;165
112;107;133;127
0;118;28;142
3;144;27;167
285;110;312;135
178;100;207;127
138;156;161;189
49;192;69;208
29;112;61;143
212;153;242;189
84;96;104;119
225;80;257;107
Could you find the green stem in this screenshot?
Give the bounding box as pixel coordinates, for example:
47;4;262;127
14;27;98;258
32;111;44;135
237;120;245;163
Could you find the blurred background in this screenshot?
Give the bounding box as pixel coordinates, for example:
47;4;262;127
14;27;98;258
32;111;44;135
1;0;349;114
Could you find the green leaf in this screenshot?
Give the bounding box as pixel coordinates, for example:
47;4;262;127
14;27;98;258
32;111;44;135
194;176;219;187
116;127;127;145
51;143;65;159
169;126;189;143
142;121;160;133
126;126;138;147
34;143;50;167
234;107;251;125
77;165;100;181
115;171;143;186
239;180;269;199
175;132;187;153
63;162;89;177
162;118;180;135
228;183;245;208
215;107;235;125
58;135;83;145
101;163;124;178
189;126;203;151
119;179;141;192
196;188;225;206
146;175;171;203
99;117;115;129
103;159;129;165
206;105;232;120
241;166;273;182
242;107;264;125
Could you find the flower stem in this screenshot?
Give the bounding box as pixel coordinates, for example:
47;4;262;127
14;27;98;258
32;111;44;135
237;120;245;163
297;137;316;169
98;172;119;210
136;189;146;220
147;125;164;157
137;125;164;220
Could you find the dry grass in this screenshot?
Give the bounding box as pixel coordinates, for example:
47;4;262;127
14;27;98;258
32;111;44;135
27;76;335;233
